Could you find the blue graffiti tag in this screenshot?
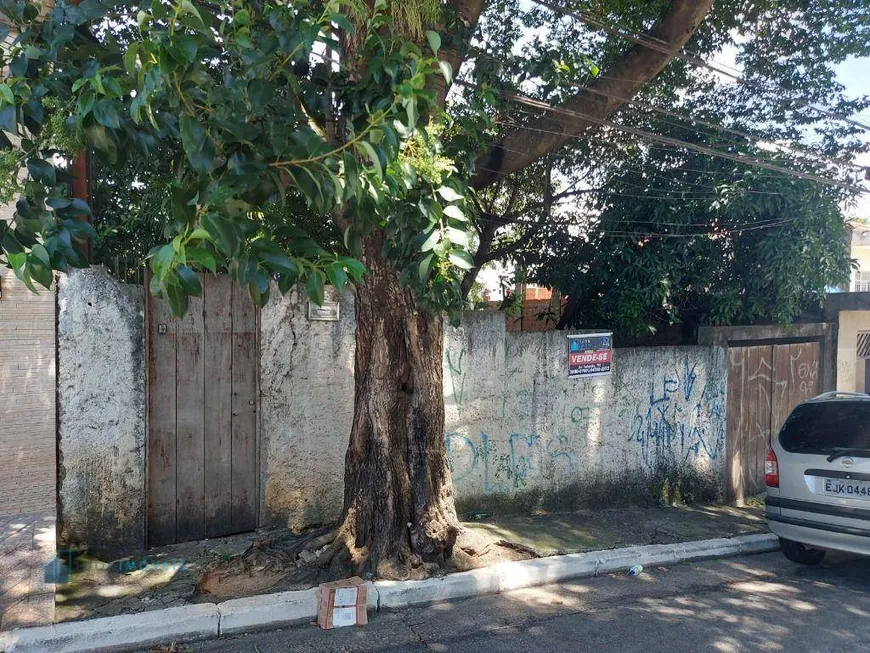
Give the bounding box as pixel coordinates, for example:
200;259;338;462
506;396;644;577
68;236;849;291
630;358;725;468
446;432;574;493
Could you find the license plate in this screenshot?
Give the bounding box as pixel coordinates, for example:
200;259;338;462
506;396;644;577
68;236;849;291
823;478;870;498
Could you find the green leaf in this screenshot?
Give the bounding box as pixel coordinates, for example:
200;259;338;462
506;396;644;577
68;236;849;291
448;249;474;270
26;159;56;186
13;264;37;292
180;114;215;175
0;105;17;133
277;269;298;294
0;84;14;105
28;261;52;288
247;80;275;112
446;227;470;247
179;35;198;63
443;205;467;221
202;213;239;257
86;124;117;164
261;251;298;276
329;13;355;34
249;278;270;308
123;43;140;76
357;141;383;180
439;61;453;83
179;0;207;32
420;229;441;252
425;30;441;55
344;259;367;281
306;270;325;305
165;282;189;317
186;246;217;273
93;101;121;129
30;243;50;267
176;265;203;296
150;244;176;278
234;8;250;26
187;228;211;241
418;253;434;284
437;186;463;202
326;262;348;294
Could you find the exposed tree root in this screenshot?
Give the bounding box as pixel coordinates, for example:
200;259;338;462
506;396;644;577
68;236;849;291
195;522;535;600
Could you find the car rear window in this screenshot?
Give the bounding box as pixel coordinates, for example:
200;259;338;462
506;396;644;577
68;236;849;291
779;401;870;454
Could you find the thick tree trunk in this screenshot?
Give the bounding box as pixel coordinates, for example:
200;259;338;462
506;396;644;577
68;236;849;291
325;237;461;579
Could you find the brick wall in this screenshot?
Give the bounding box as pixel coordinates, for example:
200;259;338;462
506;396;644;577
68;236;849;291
0;267;56;516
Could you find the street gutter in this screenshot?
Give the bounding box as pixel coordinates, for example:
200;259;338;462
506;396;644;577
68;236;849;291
0;533;778;653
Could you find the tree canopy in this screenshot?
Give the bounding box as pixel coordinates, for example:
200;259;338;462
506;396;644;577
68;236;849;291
460;0;867;336
0;0;482;320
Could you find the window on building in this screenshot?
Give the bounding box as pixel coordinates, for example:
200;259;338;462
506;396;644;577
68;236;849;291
855;271;870;292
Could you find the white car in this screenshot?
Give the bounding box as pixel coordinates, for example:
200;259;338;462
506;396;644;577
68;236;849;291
765;391;870;564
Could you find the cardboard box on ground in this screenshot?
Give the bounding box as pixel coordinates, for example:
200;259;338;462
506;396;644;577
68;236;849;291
317;577;368;629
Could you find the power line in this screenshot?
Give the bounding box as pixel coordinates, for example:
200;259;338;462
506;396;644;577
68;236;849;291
460;81;868;194
464;47;866;175
569;85;866;173
495;107;859;191
529;0;870;133
485;131;789;196
500;212;797;238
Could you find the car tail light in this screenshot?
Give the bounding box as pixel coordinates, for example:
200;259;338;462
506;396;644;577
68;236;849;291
765;449;779;488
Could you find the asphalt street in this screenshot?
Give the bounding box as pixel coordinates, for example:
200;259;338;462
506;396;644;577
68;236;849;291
184;550;870;653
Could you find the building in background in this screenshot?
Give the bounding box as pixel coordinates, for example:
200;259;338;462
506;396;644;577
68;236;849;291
849;219;870;291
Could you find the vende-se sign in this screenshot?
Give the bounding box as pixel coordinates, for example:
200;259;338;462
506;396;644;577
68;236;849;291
568;333;613;378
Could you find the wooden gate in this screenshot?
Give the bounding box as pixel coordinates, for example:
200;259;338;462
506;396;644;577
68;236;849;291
146;275;258;546
726;341;820;502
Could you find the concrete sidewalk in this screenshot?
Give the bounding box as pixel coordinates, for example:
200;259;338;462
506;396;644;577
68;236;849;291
0;534;779;653
0;512;55;630
187;550;870;653
55;502;767;623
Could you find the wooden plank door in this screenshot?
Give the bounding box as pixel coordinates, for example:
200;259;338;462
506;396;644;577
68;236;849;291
726;341;821;502
147;275;259;546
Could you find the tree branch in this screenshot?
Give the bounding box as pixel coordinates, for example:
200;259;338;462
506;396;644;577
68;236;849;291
470;0;714;188
432;0;488;108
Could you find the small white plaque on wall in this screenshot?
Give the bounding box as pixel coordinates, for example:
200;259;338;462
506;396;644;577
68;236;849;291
308;301;340;321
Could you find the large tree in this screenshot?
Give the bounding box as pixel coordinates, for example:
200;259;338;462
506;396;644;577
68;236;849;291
0;0;866;578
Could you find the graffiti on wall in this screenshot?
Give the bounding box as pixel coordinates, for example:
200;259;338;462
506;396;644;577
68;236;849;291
628;357;726;469
445;348;467;414
446;432;574;494
444;340;726;495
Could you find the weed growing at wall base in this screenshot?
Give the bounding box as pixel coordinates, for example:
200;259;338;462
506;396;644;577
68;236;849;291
455;464;722;519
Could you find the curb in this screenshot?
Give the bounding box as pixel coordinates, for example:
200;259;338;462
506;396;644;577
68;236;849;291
0;533;779;653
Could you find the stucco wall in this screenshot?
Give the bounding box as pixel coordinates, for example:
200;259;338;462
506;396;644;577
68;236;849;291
444;313;727;500
262;298;727;529
57;268;146;553
56;277;728;542
836;310;870;392
259;286;356;530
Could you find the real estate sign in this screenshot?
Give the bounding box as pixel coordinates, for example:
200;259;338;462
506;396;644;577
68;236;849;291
568;333;613;378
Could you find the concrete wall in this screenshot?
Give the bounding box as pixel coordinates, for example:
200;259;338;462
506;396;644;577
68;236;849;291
55;276;728;544
57;268;146;553
444;313;727;500
261;299;727;530
259;286;356;530
0;268;56;517
835;310;870;392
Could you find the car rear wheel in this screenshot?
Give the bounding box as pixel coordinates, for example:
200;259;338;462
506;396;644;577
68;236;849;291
779;538;827;565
